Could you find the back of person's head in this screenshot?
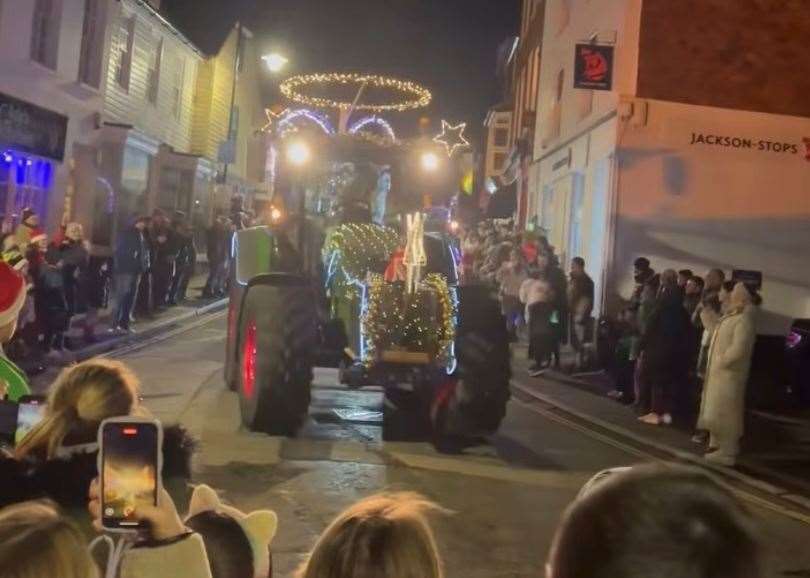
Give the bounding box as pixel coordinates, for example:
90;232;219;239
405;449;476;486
297;493;444;578
15;359;140;459
0;500;97;578
548;465;762;578
633;257;650;271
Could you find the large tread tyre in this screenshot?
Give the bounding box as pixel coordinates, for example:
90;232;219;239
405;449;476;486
237;281;316;436
433;286;511;441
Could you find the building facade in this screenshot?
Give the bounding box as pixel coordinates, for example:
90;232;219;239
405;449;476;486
482;107;512;184
528;0;810;333
0;0;117;234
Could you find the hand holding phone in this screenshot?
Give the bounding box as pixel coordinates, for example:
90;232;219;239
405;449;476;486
98;417;163;532
88;478;186;540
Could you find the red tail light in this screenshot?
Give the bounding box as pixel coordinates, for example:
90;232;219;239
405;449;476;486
122;427;137;435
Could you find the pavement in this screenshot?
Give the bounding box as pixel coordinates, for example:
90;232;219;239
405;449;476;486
509;342;810;505
51;312;810;578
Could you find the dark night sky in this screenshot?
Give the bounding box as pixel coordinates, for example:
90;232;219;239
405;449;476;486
162;0;520;143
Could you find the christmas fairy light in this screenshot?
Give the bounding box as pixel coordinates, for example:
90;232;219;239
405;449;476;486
280;73;432;112
433;120;470;157
348;116;397;142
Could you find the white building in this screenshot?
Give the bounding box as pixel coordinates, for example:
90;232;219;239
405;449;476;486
483;107;512;184
528;0;810;335
95;0;212;248
0;0;117;234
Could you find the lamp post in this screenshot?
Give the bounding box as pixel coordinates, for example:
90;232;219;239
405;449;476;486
286;140;311;266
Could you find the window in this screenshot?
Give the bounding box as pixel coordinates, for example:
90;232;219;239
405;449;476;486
78;0;102;87
494;153;506;171
115;16;135;90
146;39;163;104
171;56;185;118
494;128;509;148
31;0;60;69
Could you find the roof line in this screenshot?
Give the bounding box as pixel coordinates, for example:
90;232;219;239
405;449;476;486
130;0;205;57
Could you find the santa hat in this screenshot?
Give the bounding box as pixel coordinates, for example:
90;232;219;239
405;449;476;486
0;262;26;328
29;229;47;245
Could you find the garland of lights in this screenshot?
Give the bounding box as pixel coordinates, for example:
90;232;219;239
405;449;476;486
433;120;470;157
322;223;400;284
348;116;397;142
362;273;456;365
280;73;432;112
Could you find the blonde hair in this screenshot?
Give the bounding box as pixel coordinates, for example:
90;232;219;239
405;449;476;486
0;500;98;578
65;222;84;241
297;493;445;578
15;359;140;459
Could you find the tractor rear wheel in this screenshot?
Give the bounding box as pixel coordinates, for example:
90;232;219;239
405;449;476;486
237;280;316;436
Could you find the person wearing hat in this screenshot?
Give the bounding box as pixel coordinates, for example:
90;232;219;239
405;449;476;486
0;262;31;401
13;208;43;251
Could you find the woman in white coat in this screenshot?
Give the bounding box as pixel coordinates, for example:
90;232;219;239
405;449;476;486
698;283;759;466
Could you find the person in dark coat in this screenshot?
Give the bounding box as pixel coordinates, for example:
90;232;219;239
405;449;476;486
547;254;569;368
203;216;227;298
169;219;196;305
113;215;149;332
151;210;178;309
35;245;70;359
637;286;693;426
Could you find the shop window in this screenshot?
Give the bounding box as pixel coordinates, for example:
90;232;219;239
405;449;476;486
494;128;509;148
158;167;193;214
115;16;135;90
78;0;103;87
31;0;61;70
146;39;163;104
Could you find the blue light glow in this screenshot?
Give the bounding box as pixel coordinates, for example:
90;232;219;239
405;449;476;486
278;108;335;136
348;116;397;141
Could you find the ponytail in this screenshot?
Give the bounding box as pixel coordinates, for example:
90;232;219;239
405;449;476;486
14;359;140;460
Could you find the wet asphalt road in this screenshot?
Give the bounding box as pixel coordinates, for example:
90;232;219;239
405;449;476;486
103;313;810;578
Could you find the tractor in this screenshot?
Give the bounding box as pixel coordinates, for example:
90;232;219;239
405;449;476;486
224;125;511;447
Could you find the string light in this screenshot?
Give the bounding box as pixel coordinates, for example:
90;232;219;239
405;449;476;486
433;120;470;157
280;73;432;112
348;116;397;142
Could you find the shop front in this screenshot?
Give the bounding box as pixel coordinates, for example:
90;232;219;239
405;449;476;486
0;91;67;229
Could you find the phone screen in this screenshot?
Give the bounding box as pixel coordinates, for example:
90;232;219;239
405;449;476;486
15;400;46;445
101;421;159;529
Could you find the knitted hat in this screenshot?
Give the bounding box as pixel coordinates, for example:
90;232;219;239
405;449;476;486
0;262;26;328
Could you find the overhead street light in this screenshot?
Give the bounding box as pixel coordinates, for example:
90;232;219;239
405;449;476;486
287;141;311;167
420;151;440;172
262;52;289;73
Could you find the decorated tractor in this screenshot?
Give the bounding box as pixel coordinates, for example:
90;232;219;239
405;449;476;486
224;73;510;445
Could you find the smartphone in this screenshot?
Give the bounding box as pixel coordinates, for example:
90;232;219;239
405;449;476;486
98;417;163;532
15;396;46;445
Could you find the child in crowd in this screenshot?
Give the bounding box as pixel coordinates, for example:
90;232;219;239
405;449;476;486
297;493;445;578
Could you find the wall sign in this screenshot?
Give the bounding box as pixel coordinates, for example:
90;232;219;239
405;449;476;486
689;132;802;156
732;270;763;291
0;92;68;161
574;44;614;91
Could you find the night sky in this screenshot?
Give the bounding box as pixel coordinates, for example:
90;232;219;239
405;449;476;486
162;0;520;143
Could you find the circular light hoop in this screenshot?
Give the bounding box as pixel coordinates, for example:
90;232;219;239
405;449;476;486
280;73;432;113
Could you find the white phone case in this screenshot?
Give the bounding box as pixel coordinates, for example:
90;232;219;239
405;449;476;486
97;416;164;533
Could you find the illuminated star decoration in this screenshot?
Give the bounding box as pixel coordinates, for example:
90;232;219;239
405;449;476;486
259;108;287;134
433;121;470;157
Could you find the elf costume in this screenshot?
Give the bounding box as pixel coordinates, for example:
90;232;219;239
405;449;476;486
0;262;30;401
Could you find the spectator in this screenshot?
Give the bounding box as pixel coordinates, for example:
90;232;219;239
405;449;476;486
57;222;90;346
296;493;444;578
547;254;569;367
170;219;196;305
13;207;41;251
683;275;704;317
629;257;655;310
568;257;594;369
497;249;528;340
632;276;661;414
204;216;229;298
1;359;194;532
35;246;70;361
659;268;679;296
460;229;481;282
547;464;762;578
698;283;760;466
677;268;694;288
152;209;179;310
520;270;557;377
637;286;693;426
113;215;149;333
0;262;30;401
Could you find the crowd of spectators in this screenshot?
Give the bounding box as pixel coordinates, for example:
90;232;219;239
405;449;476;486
460;220;594;376
606;258;761;466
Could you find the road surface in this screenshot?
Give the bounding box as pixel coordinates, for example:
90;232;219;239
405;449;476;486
104;313;810;577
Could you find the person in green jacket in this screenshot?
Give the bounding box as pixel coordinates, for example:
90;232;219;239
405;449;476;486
0;261;30;401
